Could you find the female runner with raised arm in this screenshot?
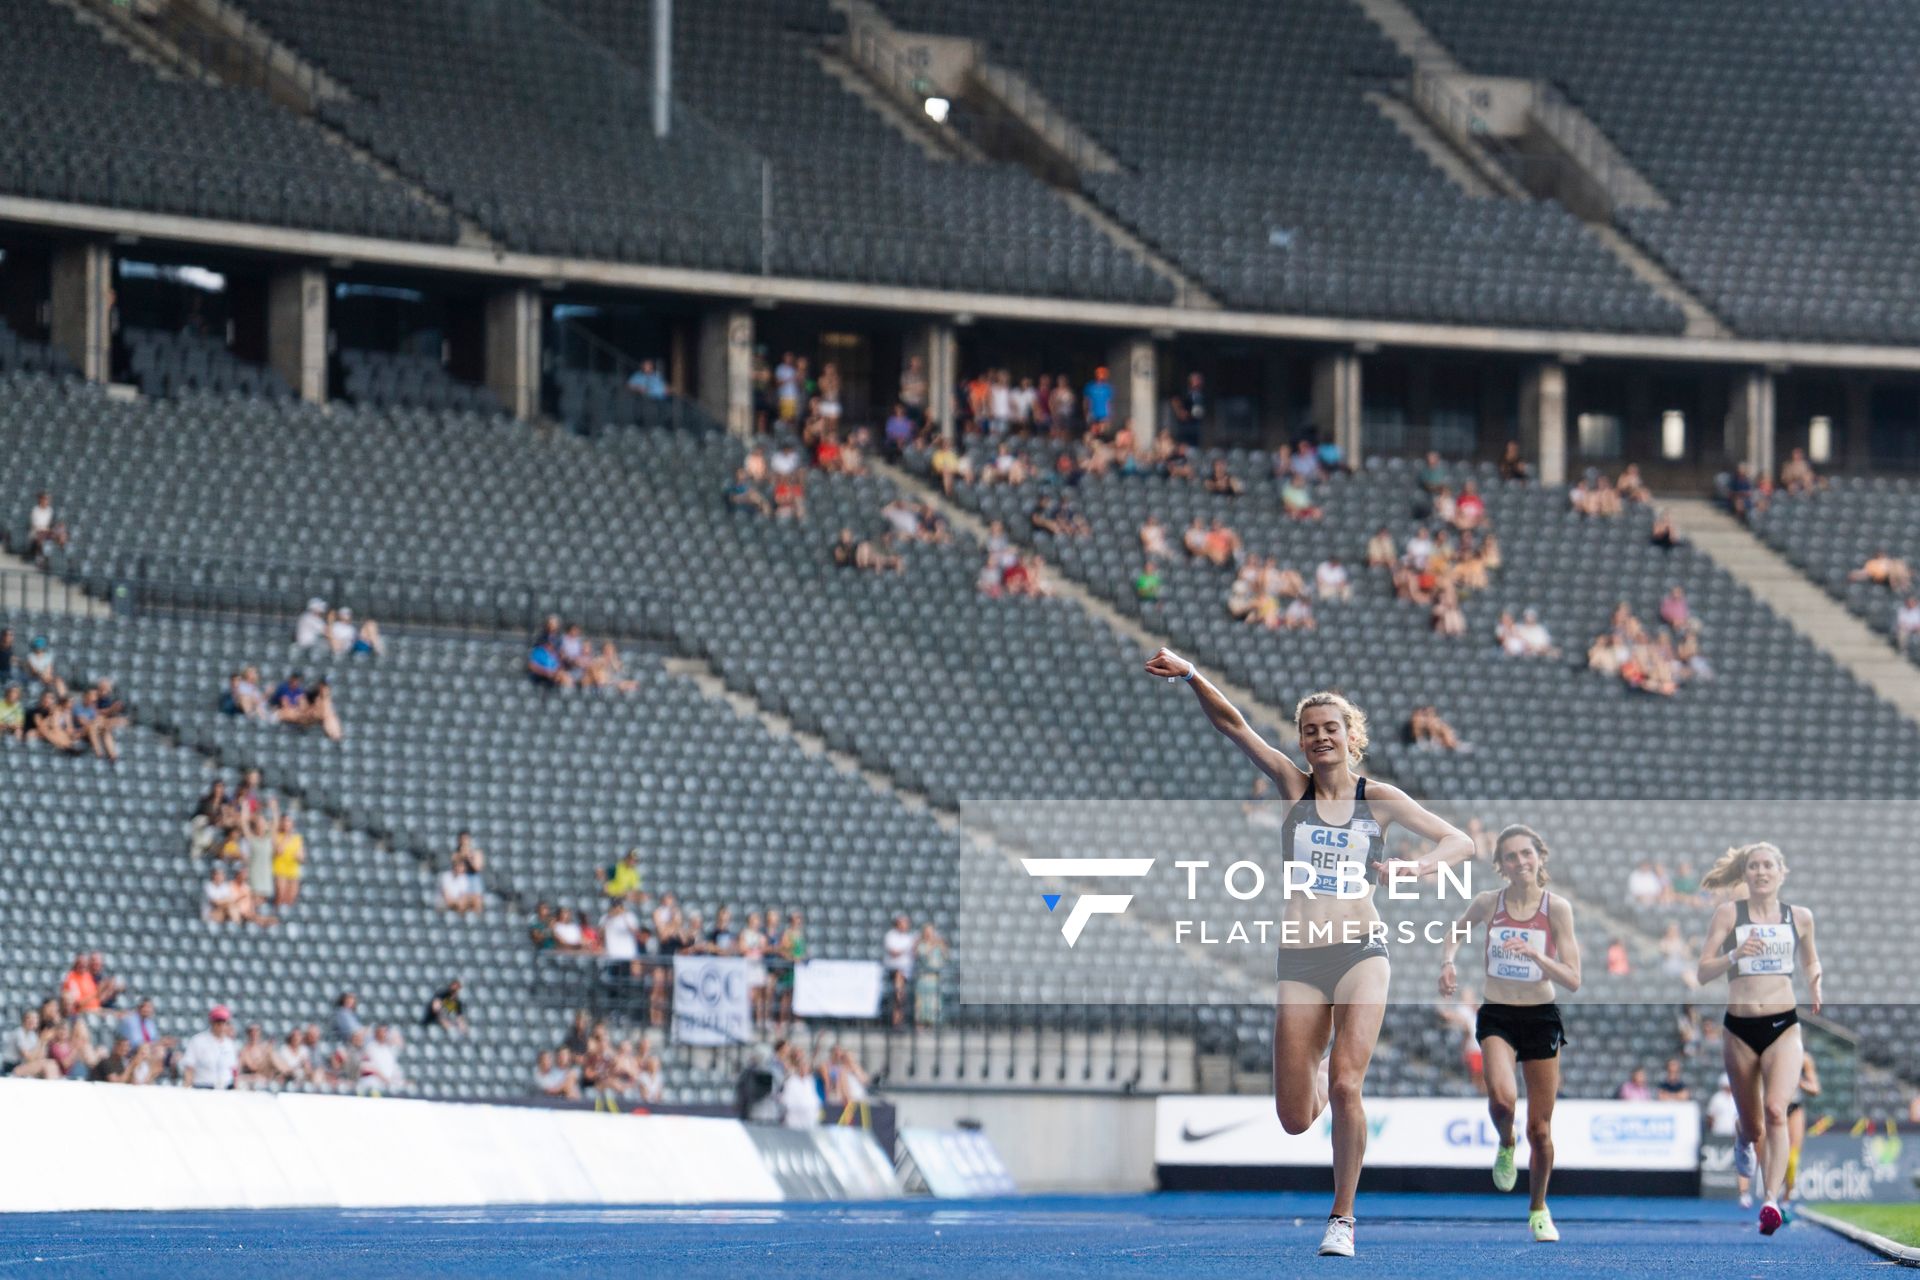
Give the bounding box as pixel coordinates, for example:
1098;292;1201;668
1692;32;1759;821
1438;824;1581;1243
1145;647;1474;1259
1694;842;1823;1237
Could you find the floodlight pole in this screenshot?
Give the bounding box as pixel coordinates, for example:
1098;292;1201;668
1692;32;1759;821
653;0;672;138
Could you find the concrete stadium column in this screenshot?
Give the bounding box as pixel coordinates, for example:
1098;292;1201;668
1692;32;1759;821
699;306;754;437
1106;335;1157;446
1519;361;1567;486
267;267;328;404
1311;350;1362;467
1725;368;1777;480
50;241;112;383
907;321;958;441
484;287;541;421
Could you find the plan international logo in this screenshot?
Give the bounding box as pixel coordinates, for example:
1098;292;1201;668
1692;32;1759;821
1021;857;1155;946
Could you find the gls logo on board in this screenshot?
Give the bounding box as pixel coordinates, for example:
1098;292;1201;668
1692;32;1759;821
1022;857;1155;947
1590;1115;1678;1145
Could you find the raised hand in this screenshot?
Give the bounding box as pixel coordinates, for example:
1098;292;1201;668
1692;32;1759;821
1144;647;1194;681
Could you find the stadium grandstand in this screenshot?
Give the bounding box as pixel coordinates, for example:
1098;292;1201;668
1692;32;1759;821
1;0;1918;1264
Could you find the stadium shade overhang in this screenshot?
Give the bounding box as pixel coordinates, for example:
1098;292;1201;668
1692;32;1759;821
8;192;1920;374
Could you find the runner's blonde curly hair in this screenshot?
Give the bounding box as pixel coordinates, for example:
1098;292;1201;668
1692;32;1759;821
1294;691;1368;766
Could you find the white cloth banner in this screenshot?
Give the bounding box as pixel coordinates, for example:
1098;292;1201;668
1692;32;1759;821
793;959;883;1019
1156;1095;1698;1172
671;955;754;1045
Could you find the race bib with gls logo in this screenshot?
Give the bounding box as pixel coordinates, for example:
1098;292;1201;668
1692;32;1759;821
1487;926;1545;983
1292;824;1373;896
1733;923;1795;976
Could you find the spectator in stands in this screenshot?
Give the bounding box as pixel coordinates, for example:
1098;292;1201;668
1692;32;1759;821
1133;562;1163;606
1168;373;1206;443
359;1025;404;1095
778;1043;821;1128
294;598;329;651
1658;921;1692;980
527;633;572;690
1668;859;1704;906
1607;938;1631;976
1627;859;1666;909
899;355;928;423
331;992;362;1044
1849;548;1914;594
118;998;159;1052
1080;367;1112;433
1201;518;1241;568
603;849;643;900
1204;459;1244;497
271;811;306;910
1279;473;1322;521
1658;585;1693;632
90;1035;137;1085
1706;1073;1738;1140
1501;608;1559;658
203;863;257;927
25;492;68;562
25;690;83;755
1615;1066;1653;1101
440;853;485;915
882;913;915;1027
1137;514;1171;562
1430;586;1465;637
280;674;344;742
59;953;99;1014
0;685;24;744
327;607;384;659
1616;464;1650;505
1650;508;1682;550
1779;447;1820;496
1725;464;1766;518
1498;442;1531;483
534;1050;579;1099
1451;480;1486;532
235;1023;278;1087
22;636;62;696
180;1005;238;1089
423;979;469;1035
1049;375;1078;434
771;468;807;520
1362;527;1396;571
1313;556;1351;603
551;906;589;954
271;1028;313;1086
626;359;668;400
1655;1058;1690;1101
1897;597;1920;656
1407;705;1463;752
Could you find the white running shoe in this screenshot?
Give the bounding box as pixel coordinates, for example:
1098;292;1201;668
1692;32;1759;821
1734;1140;1756;1179
1318;1215;1356;1257
1739;1190;1753;1210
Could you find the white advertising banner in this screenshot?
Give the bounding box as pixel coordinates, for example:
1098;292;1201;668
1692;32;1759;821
1156;1095;1698;1172
671;954;755;1045
793;959;884;1019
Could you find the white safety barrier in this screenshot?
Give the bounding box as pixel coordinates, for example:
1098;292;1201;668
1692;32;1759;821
0;1079;782;1213
1157;1095;1699;1172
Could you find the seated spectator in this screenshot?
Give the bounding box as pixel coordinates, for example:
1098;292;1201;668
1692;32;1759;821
1314;557;1351;602
1159;442;1196;482
1281;595;1316;631
883;403;915;455
71;682;120;763
283;677;342;742
535;1049;580;1099
1139;515;1171;560
25;492;69;560
203;863;272;927
1364;527;1396;570
1029;493;1062;537
551;907;588;954
1587;627;1630;677
358;1025;404;1095
422;979;469;1034
272;1028;314;1086
0;685;24;742
1407;705;1462;751
1200;519;1241;568
116;1001;162;1062
928;441;972;496
771;471;807;519
22;636;62;696
59;953;101;1014
1180;517;1209;560
1655;1058;1691;1101
269;670;309;715
1133;562;1163;605
1503;609;1559;658
89;1035;137;1085
0;626;10;680
1850;548;1914;594
1627;859;1666;908
1402;526;1436;571
236;1023;279;1088
331;992;363;1044
327;608;384;659
1650;508;1681;550
294;598;329;651
1725;463;1767;518
440;854;486;915
1658;585;1692;631
1204;459;1244;497
1053;496;1090;539
1498;442;1531;483
1778;447;1820;495
1418;451;1449;495
527;637;572;690
1430;485;1457;528
603;849;644;899
881;499;923;542
1615;464;1651;504
1897;596;1920;656
25;691;83;755
1279;475;1322;521
1615;1066;1653;1101
626;359;668;400
1453;480;1486;530
1430;586;1466;637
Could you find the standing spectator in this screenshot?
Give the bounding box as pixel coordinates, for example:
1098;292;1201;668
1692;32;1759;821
180;1005;239;1089
1897;596;1920;656
882;914;915;1027
778;1043;822;1128
914;922;948;1026
1168;373;1206;443
331;992;362;1043
882;403;915;456
1616;1066;1653;1101
1655;1057;1691;1101
272;812;306;910
25;492;69;561
626;359;668;400
1498;442;1532;483
422;980;469;1035
898;355;928;422
601;899;641;971
1082;366;1113;432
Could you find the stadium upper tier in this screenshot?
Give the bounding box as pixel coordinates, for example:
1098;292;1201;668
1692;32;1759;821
1409;0;1920;344
0;0;448;242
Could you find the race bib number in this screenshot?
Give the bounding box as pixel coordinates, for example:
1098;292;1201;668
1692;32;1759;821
1487;926;1545;983
1293;824;1371;896
1734;923;1794;976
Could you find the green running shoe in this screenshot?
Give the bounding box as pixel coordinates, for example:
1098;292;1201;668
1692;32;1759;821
1530;1209;1559;1243
1492;1143;1518;1192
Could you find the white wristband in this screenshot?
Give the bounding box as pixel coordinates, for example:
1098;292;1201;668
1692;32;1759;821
1181;667;1197;682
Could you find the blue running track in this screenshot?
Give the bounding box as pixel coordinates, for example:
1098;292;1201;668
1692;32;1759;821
0;1193;1879;1277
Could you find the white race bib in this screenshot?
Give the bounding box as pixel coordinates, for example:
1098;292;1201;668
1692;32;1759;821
1733;923;1794;976
1486;926;1545;983
1292;823;1372;896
